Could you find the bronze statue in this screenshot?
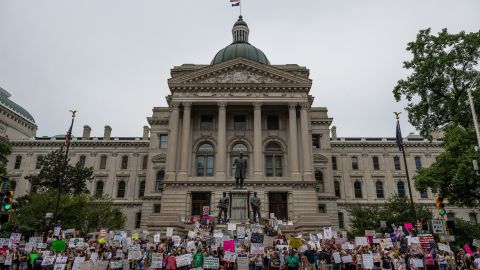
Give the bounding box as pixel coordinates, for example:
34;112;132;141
250;192;261;223
217;192;229;223
234;153;247;189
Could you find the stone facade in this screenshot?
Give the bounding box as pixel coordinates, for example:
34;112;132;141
2;17;479;233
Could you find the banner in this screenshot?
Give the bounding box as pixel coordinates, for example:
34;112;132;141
203;257;219;269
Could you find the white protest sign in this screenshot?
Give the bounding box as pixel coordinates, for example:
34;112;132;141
223;251;236;263
10;233;21;244
110;260;123;269
153;233;161;243
228;223;236;231
310;234;319;243
379;238;393;249
323;227;332;239
0;238;9;247
4;254;12;266
413;259;424;268
250;243;264;255
188;231;197;239
237;226;246;239
204;257;219;269
79;261;93;270
37;243;48;249
151;253;163;268
237;256;249;270
364;230;375;237
90;253;98;263
93;261;109;270
317;233;323;240
54;256;68;270
341;255;353;263
175;254;192;267
407;236;420;246
166;228;173;237
69;238;84;248
333;252;341;264
438;243;452;253
42;256;56;266
362;254;374;269
53;227;61;237
432;219;444;234
72;257;86;270
355;237;368;246
172;235;181;247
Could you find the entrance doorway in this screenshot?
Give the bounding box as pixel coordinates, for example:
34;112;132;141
268;192;288;220
191;192;211;216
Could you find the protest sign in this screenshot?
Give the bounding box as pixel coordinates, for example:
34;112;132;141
251;233;264;243
237;255;249;270
188;231;197;239
224;240;235;251
289;237;302;249
362;254;374;269
413;259;424;268
263;236;274;247
438;243;452;253
4;254;12;266
333;252;341;264
407;236;420;246
94;261;109;270
202;206;210;216
172;235;181;247
365;230;375;237
379;238;393;249
0;238;9;247
227;223;236;231
176;254;192;267
431;219;444;234
166;227;173;237
29;237;43;245
186;241;196;252
10;233;21;244
204;257;219;269
110;260;122;269
79;261;93;270
131;233;139;240
52;240;66;252
68;238;84;248
341;243;350;250
54;256;68;270
224;251;236;262
335;238;346;245
37;243;48;249
42;256;56;266
355;237;368;246
128;248;142;260
237;226;246;239
323;227;332;239
404;223;413;230
72;257;85;270
419;234;435;249
151;253;163;268
341;255;353;263
153;233;161;243
90;253;98;263
380;221;387;228
251;243;265;255
473;239;480;248
53;226;61;237
464;244;473;256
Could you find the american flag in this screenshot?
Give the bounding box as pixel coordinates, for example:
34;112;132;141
230;0;240;7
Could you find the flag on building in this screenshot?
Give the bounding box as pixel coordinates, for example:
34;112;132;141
231;0;240;7
396;120;403;151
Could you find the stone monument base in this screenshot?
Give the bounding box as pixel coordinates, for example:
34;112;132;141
229;189;249;223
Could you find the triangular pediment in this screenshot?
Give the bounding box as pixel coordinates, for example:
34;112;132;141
168;58;311;86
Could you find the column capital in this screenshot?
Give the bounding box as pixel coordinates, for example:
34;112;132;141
288;102;298;110
218;102;228;109
253;102;262;110
170;101;181;108
299;102;311;109
182;102;192;110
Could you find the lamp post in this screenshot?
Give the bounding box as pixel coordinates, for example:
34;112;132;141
468;78;480;173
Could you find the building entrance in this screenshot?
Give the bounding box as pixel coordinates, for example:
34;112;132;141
191;192;211;216
268;192;288;220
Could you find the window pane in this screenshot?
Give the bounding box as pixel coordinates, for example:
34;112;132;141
376;181;384;198
373;156;380;170
266;156;273;177
266;142;281;151
415;156;422;170
312;135;321;149
334;182;341;197
352;156;358;170
199;143;214;152
332;156;337;170
159;134;168;148
275;156;282;176
100;155;107;169
397;181;406;197
394;156;401;170
206;155;214;176
232;143;248;152
196;156;205;176
233;115;246;130
267;115;279;130
200;115;214;130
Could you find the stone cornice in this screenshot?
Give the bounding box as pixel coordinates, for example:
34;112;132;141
10;140;149;148
331;140;442;148
311;119;333;126
0;106;37;131
169;84;311;92
162;181;315;188
147;118;169;125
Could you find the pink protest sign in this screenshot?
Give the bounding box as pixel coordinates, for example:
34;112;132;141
404;223;413;230
464;244;473;256
224;240;235;251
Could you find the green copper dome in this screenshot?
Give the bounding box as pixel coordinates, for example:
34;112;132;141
0;87;35;123
211;16;270;65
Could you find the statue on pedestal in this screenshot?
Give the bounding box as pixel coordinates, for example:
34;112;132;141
250;192;261;223
234;153;247;189
217;192;229;223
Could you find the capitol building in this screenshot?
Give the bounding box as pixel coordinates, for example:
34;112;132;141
1;17;478;232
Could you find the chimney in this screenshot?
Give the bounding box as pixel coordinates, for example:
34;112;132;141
331;126;337;140
143;126;150;139
104;125;112;140
82;125;91;140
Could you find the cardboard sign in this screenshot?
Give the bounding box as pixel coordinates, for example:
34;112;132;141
323;227;332;239
251;233;264;243
237;255;249;270
250;243;264;255
151;253;163;268
176;254;192;267
362;254;374;269
224;251;236;262
204;257;219;269
355;237;368;246
166;228;173;237
237;226;246;239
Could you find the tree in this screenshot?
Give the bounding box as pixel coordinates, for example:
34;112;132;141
393;28;480;138
25;150;93;193
0;140;11;176
415;126;480;208
452;218;480;246
347;196;432;236
1;190;126;237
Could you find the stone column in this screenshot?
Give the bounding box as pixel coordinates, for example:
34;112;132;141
253;102;263;180
178;102;192;180
288;103;301;179
165;102;180;180
300;102;313;180
216;102;227;180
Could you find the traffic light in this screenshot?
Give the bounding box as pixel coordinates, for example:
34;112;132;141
2;191;13;211
435;196;446;216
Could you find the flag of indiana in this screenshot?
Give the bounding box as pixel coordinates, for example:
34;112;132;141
231;0;240;7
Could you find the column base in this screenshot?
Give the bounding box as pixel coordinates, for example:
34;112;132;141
302;172;313;181
254;172;263;181
166;172;176;181
177;172;188;181
290;171;302;181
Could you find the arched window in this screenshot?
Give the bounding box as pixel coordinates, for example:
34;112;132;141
95;181;104;196
315;170;324;192
338;212;345;229
376;181;384;198
196;143;215;176
231;143;248;177
117;180;126;198
99;155;107;169
156;169;165;191
334;181;341;198
354;181;362;198
265;142;283;177
139;181;145;197
35;155;43;169
397;181;406;198
121;155;129;170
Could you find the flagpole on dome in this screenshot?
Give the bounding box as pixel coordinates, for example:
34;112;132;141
394;112;417;222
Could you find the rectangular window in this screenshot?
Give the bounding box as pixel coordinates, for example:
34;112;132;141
142;155;148;170
332;156;337;170
318;204;326;213
196;155;214;176
78;155;86;168
312;134;321;149
35;155;43;169
469;213;478;224
394;156;401;170
99;155;107;170
121;155;129;170
200;115;214;130
351;156;359;170
415;156;422;170
334;181;341;198
233;115;246;130
14;155;22;169
159;134;168;148
372;156;380;170
267;115;279;130
419;190;428;199
135;212;142;228
153;204;161;213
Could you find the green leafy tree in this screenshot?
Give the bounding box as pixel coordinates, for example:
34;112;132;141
415;126;480;208
393;28;480;138
347;196;432;236
25;150;93;193
0;140;11;176
452;218;480;246
1;190;125;237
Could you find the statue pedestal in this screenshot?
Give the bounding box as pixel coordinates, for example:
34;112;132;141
229;189;249;223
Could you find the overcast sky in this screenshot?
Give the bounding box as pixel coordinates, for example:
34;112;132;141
1;1;479;138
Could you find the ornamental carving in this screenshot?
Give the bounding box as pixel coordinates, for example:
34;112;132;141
199;70;282;84
151;153;166;163
313;154;329;163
